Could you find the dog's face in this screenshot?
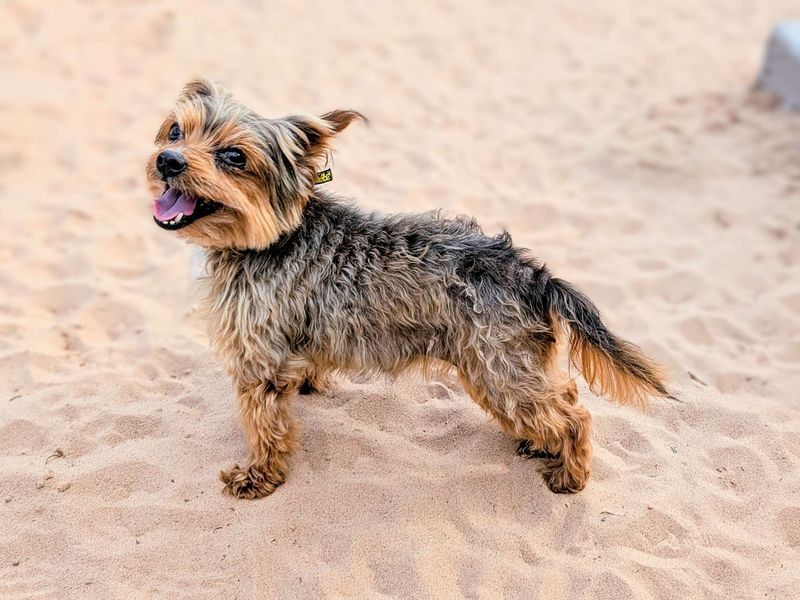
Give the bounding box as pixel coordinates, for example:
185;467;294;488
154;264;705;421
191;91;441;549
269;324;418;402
146;79;361;249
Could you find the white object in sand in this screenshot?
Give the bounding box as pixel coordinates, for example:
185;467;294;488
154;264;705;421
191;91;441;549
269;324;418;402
757;21;800;109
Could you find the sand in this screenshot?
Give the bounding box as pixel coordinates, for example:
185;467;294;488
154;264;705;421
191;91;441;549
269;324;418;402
1;1;799;598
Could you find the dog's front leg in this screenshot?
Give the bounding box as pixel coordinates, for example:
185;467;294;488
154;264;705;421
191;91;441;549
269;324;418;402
220;380;297;499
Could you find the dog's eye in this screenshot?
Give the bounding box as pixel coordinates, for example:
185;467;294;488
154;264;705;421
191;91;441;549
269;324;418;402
217;147;246;169
167;123;182;142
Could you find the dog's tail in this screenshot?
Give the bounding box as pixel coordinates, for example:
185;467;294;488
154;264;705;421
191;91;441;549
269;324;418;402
545;277;667;407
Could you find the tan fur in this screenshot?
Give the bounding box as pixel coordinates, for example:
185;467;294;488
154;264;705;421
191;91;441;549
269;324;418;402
148;79;667;499
574;337;665;409
551;317;664;409
146;80;363;250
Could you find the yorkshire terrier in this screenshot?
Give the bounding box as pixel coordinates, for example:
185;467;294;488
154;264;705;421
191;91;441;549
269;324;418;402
147;79;667;499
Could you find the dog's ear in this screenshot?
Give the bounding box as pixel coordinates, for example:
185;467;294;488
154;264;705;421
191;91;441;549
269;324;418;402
285;110;366;158
178;78;222;101
320;110;365;135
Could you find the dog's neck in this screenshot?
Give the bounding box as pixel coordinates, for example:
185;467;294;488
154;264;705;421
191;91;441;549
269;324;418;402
202;191;333;268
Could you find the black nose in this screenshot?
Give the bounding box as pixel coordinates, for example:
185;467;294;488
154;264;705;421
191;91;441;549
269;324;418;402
156;150;186;178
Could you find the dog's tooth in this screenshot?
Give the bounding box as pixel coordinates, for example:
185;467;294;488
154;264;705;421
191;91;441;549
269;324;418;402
175;213;183;223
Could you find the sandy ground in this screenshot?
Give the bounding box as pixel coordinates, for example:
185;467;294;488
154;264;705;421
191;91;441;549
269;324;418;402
1;1;799;598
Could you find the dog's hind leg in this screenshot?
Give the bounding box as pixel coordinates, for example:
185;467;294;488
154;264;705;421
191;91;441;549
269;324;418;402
524;398;592;494
459;368;591;494
559;377;578;405
220;378;298;499
515;374;577;457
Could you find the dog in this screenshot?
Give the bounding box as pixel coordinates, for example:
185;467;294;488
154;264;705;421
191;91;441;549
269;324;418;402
147;79;667;499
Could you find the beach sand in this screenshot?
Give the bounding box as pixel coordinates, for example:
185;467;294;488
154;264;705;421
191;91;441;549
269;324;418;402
1;1;799;597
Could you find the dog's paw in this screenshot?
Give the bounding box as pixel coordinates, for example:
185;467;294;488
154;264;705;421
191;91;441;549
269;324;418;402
538;458;588;494
516;439;558;460
219;464;282;499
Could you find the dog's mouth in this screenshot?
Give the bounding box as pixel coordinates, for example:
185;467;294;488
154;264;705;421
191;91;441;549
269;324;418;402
152;185;222;230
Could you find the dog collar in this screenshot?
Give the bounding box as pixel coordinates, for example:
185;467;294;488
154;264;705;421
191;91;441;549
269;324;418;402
314;169;332;185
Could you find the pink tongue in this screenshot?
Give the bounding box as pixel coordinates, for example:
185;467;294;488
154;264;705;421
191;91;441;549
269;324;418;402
153;188;197;221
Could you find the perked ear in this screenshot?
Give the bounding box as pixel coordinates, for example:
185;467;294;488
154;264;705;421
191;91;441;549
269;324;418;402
320;110;366;134
178;78;223;101
285;109;366;157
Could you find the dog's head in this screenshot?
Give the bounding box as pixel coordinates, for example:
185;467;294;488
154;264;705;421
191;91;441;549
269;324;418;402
146;79;362;249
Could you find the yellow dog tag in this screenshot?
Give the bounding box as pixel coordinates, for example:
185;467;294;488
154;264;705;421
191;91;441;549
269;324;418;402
314;169;332;185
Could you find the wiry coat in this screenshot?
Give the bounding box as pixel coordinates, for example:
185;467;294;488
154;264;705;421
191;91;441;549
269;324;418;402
203;192;665;498
148;79;666;499
205;191;554;387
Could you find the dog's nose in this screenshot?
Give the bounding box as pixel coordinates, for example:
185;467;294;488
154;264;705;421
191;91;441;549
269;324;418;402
156;150;187;178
